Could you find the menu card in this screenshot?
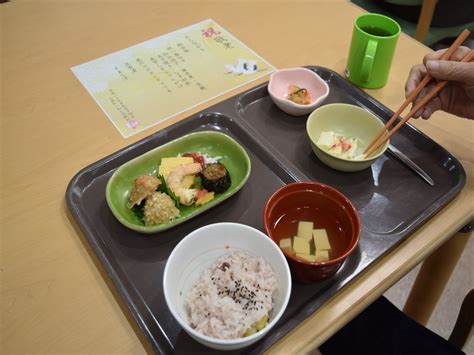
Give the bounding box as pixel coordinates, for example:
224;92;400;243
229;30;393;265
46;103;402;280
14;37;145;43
72;19;275;137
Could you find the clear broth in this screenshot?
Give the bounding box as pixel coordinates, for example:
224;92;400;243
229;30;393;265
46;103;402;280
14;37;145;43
272;205;350;260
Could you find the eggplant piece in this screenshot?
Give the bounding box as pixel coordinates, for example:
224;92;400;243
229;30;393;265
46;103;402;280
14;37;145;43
201;163;231;194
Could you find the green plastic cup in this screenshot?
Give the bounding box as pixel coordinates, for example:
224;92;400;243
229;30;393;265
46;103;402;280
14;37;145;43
345;13;401;89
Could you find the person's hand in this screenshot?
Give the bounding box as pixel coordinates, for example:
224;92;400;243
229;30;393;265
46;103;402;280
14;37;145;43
405;46;474;119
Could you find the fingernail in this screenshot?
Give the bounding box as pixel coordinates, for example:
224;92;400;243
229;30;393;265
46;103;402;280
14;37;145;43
426;60;439;72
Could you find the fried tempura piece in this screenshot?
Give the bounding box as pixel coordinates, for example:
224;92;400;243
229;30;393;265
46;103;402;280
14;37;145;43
127;175;161;209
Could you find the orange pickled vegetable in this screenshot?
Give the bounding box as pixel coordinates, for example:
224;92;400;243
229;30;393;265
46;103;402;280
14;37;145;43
287;84;311;105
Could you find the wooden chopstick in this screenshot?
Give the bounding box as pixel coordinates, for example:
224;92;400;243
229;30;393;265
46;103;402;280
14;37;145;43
365;48;474;158
363;29;471;157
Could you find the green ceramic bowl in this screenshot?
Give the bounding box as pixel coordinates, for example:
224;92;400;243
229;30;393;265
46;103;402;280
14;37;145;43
306;103;389;172
106;131;251;233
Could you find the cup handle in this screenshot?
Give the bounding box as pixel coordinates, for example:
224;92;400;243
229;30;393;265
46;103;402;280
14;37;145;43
361;39;377;83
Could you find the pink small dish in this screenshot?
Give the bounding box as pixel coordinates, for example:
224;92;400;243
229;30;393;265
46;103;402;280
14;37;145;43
268;68;329;116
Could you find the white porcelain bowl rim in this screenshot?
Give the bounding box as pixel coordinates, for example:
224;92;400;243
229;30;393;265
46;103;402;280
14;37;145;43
163;222;292;346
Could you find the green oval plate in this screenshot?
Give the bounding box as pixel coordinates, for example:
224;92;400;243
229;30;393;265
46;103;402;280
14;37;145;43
106;131;251;233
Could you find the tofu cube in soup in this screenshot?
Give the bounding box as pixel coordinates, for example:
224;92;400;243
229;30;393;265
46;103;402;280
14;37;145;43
296;253;317;262
315;249;329;261
313;229;331;251
297;221;313;240
293;236;311;255
279;238;293;254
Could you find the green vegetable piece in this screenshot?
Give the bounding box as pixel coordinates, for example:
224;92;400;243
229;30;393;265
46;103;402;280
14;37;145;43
131;204;145;223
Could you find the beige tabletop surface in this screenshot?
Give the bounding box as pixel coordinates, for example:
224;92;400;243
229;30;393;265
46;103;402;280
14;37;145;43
1;1;473;354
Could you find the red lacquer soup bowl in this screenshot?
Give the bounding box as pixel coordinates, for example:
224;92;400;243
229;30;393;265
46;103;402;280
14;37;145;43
263;182;361;283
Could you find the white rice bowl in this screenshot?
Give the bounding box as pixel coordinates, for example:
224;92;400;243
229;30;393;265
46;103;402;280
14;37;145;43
163;223;292;351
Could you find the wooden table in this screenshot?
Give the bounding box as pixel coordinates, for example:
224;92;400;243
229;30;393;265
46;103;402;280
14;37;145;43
2;1;473;353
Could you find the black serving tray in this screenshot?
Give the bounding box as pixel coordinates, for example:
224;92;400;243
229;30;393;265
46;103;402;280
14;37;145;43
66;66;465;354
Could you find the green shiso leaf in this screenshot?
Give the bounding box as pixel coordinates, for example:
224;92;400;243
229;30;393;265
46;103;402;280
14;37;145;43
131;203;145;223
157;174;167;193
